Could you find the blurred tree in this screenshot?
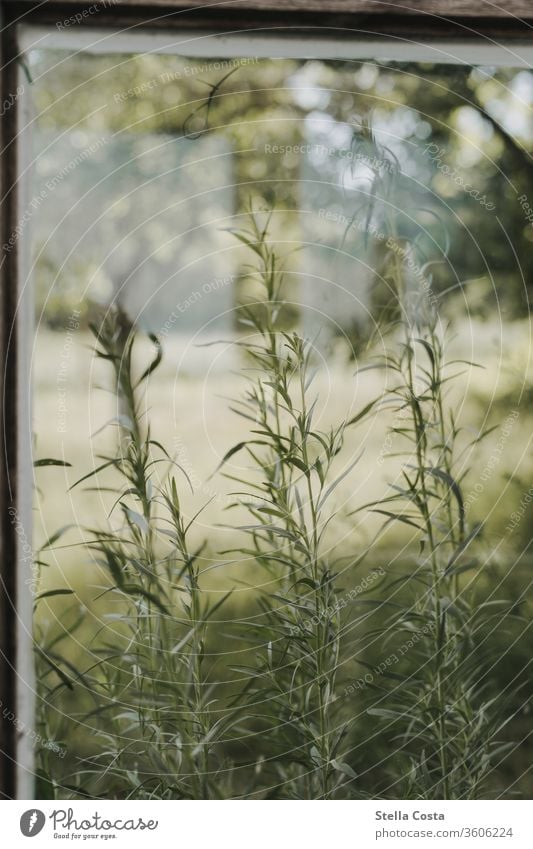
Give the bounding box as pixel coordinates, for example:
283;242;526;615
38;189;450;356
27;50;533;331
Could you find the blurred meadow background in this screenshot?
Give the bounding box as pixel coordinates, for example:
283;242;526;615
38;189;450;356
28;48;533;797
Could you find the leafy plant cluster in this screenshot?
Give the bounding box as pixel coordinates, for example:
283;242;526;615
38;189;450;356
34;129;529;800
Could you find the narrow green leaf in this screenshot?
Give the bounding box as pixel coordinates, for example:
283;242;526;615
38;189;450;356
34;459;72;468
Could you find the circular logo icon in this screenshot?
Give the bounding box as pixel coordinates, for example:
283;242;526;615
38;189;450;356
20;810;46;837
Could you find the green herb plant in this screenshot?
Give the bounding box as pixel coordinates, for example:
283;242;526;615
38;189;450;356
50;308;238;799
218;213;381;798
349;123;525;800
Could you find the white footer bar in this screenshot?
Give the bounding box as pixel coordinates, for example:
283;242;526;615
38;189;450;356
4;799;533;848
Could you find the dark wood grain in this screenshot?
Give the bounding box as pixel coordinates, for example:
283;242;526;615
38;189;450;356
6;0;533;17
0;14;20;801
6;0;533;42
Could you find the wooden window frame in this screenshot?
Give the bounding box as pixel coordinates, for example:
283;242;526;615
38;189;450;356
1;0;532;800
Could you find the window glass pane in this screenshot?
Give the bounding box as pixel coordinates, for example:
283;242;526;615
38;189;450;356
28;47;533;799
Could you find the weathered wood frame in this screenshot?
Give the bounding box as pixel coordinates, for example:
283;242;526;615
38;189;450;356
0;0;532;800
